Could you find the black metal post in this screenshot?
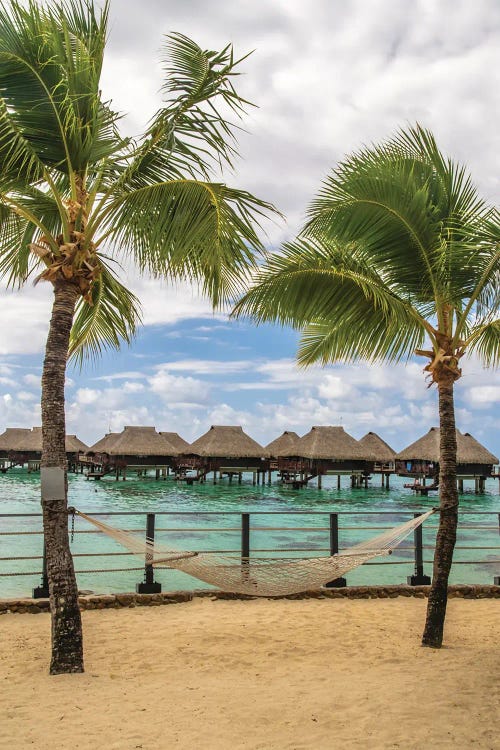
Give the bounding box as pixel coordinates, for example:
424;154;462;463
32;542;49;598
494;513;500;586
241;512;250;582
408;512;431;585
324;513;346;588
241;513;250;560
136;513;162;593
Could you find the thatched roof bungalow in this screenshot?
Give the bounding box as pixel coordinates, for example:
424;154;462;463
65;435;89;454
295;426;375;473
396;427;498;479
86;432;121;457
90;426;181;466
17;427;88;455
180;425;268;474
0;428;32;456
265;431;301;458
358;432;396;469
0;427;88;466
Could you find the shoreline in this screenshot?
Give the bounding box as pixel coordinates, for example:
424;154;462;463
1;583;499;616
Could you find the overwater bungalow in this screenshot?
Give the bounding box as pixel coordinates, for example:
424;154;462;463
0;427;88;472
292;426;375;489
83;426;181;480
176;425;268;484
0;428;32;471
358;432;396;488
265;431;301;482
395;427;499;493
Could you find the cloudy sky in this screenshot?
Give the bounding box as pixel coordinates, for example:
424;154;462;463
0;0;499;454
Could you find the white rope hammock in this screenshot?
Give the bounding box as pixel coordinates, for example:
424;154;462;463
73;508;436;597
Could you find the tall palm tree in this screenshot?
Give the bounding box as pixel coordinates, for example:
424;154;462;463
0;0;274;674
235;125;499;648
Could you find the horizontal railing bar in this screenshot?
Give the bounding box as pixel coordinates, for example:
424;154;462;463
4;542;500;565
3;559;500;577
2;525;498;538
0;509;498;517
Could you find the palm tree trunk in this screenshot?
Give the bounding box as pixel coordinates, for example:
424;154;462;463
41;279;84;674
421;375;459;648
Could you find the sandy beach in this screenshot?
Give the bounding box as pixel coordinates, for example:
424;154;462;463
1;597;499;750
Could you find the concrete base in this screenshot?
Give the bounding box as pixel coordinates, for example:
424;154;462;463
32;585;50;599
407;574;431;586
324;578;347;588
136;582;162;594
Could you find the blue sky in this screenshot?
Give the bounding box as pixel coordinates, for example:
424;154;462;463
0;0;499;456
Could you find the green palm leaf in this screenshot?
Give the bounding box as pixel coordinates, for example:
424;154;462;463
69;258;142;364
101;180;273;306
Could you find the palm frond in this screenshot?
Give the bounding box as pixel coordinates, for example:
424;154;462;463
0;0;119;176
235;236;429;364
113;33;254;194
300;123;499;346
466;319;500;368
236;236;430;328
298;313;425;366
100;180;273;306
69;258;142;365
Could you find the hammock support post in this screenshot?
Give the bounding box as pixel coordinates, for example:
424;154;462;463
407;513;431;586
136;513;162;594
324;513;346;588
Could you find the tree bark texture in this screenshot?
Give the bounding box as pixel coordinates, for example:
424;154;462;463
41;279;84;674
421;376;459;648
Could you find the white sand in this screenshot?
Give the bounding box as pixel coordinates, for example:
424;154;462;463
1;597;499;750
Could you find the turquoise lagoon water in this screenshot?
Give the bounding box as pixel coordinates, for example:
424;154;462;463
1;469;499;597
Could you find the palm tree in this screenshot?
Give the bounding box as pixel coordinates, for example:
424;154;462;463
0;0;274;674
235;125;499;648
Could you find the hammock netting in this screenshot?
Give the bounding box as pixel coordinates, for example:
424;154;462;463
74;509;435;597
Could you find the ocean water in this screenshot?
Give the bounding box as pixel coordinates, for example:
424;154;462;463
1;468;499;597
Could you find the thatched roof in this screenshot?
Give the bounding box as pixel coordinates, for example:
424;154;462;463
187;425;268;458
159;432;190;452
296;426;375;460
266;431;301;457
87;433;120;454
105;426;181;457
0;427;88;453
461;432;499;464
358;432;396;461
0;427;32;451
396;427;499;464
65;435;89;453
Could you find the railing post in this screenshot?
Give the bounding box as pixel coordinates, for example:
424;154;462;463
494;513;500;586
136;513;162;594
407;512;431;585
241;513;250;560
241;512;250;582
33;542;50;598
325;513;347;588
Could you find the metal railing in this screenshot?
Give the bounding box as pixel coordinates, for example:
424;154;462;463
0;509;499;597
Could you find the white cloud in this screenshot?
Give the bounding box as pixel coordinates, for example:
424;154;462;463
0;286;52;355
156;359;253;375
92;371;145;382
148;369;211;404
75;388;101;405
16;391;37;402
466;385;500;406
23;374;42;387
122;382;145;394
